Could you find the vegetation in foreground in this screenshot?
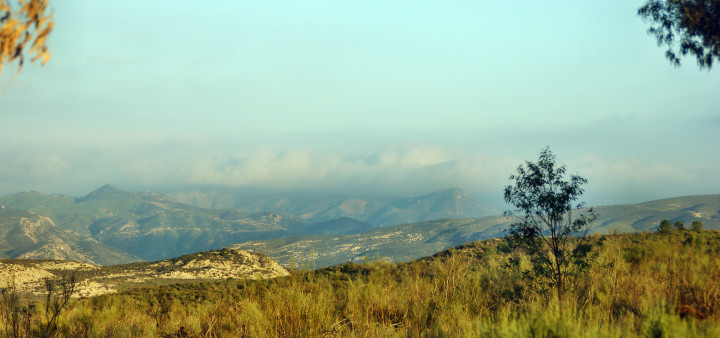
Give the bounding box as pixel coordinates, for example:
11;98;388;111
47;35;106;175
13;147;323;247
2;230;719;337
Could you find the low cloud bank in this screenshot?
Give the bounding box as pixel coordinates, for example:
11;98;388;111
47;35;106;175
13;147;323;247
0;132;717;207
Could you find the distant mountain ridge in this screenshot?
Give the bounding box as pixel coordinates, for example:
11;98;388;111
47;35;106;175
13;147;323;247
233;194;720;267
168;187;498;226
2;186;718;268
0;185;388;262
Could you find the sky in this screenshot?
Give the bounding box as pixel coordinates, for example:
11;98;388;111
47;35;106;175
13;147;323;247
1;0;719;209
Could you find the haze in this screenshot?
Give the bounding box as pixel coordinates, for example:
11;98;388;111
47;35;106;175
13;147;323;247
1;1;719;209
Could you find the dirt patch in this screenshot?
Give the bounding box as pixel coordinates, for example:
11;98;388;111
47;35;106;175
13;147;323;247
74;280;117;298
0;262;55;292
36;261;97;271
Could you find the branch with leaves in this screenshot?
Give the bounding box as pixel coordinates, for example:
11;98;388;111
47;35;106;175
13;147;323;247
639;0;720;69
0;0;53;76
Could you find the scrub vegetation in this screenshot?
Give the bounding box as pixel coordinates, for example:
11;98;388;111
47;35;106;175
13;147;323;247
2;230;719;337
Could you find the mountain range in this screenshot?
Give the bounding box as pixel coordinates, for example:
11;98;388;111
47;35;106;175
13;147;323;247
1;185;718;268
1;185;308;261
167;187;498;226
0;185;494;263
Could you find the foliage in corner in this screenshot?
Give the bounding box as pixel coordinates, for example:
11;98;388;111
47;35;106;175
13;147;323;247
638;0;720;69
503;147;599;302
0;0;53;77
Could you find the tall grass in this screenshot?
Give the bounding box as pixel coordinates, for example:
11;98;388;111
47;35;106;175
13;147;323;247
2;231;719;337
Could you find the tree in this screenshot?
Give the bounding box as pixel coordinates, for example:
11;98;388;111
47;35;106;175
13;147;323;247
692;220;703;232
674;220;685;230
657;219;673;233
503;147;599;302
638;0;720;69
0;0;53;77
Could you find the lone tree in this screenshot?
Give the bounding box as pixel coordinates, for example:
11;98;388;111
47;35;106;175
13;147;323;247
0;0;54;76
504;147;598;302
638;0;720;69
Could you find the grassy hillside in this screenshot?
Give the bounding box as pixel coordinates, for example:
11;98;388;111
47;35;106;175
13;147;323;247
592;194;720;232
2;231;718;336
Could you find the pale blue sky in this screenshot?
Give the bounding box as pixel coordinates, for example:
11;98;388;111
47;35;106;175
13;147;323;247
1;0;718;209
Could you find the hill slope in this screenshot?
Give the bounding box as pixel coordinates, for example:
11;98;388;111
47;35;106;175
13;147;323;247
233;194;720;267
0;208;141;265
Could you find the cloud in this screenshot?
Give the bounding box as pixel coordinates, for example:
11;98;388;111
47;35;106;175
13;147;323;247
570;152;720;205
0;131;511;198
0;130;718;209
177;145;473;194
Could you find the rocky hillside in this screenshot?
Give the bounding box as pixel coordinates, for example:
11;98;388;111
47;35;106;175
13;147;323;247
0;185;312;261
0;248;288;297
232;217;506;267
0;208;140;265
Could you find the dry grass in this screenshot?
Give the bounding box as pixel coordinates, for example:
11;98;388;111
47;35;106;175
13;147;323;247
2;230;720;337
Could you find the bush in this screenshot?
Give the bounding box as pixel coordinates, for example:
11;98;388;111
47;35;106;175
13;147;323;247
675;221;685;231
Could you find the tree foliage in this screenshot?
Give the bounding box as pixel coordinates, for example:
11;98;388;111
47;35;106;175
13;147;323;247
638;0;720;69
0;0;53;77
658;219;673;233
674;220;685;230
503;147;599;302
692;220;703;232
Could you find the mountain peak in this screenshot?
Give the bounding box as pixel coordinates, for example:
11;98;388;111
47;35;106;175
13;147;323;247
78;184;133;201
428;187;466;197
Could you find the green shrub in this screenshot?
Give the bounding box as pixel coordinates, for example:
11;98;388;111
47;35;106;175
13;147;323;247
657;219;673;234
